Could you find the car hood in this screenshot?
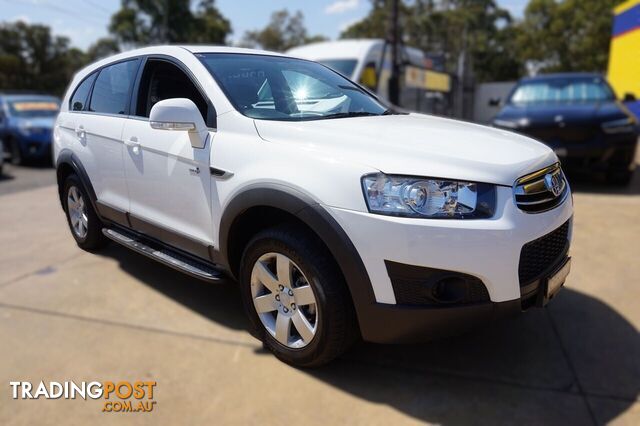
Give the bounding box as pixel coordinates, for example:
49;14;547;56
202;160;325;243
496;101;627;125
254;113;557;185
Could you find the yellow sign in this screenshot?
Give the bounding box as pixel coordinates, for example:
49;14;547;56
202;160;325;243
608;0;640;99
12;102;59;112
424;70;451;92
404;66;451;93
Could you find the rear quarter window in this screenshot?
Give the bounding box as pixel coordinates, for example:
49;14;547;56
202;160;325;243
69;73;97;112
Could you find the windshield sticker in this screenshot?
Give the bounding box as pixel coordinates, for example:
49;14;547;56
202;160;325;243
12;102;59;112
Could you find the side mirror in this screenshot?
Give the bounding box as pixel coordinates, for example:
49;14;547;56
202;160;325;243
488;97;501;107
624;92;636;102
360;62;378;90
149;98;209;149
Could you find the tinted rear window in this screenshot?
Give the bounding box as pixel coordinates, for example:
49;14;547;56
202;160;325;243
89;60;139;115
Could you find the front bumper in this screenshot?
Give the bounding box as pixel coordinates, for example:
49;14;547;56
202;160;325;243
14;131;53;159
355;298;522;343
325;185;573;343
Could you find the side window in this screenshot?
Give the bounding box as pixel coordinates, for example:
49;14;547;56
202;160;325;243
135;60;208;121
69;73;97;112
89;60;139;115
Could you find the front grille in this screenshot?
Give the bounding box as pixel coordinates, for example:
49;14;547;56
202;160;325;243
514;163;568;213
521;125;597;144
518;220;571;286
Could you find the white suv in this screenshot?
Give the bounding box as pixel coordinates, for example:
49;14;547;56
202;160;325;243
54;46;573;367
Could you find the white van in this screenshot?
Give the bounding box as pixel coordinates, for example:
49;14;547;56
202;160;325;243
287;39;452;115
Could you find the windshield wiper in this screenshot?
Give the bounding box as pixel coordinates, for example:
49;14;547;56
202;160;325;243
316;111;382;120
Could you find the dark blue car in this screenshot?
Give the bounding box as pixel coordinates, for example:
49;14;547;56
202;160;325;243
0;94;60;165
492;73;638;185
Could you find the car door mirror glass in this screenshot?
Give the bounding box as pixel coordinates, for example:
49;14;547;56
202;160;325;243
488;97;501;107
149;98;208;149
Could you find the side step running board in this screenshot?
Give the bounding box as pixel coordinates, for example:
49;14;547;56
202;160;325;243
102;228;224;283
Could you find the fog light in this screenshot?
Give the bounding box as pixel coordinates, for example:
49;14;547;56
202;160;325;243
431;276;467;304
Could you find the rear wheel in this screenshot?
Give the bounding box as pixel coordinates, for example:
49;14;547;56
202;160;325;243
239;224;357;367
62;174;108;250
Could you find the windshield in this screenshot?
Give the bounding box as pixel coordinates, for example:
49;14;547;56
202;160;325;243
509;77;615;104
318;59;358;78
198;53;386;121
7;99;60;118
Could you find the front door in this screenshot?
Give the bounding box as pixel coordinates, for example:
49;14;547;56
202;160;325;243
122;59;214;259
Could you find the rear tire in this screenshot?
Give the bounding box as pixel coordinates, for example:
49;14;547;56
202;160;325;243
239;224;358;367
62;174;108;250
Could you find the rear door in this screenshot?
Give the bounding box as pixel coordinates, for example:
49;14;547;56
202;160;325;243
68;59;140;213
121;57;214;259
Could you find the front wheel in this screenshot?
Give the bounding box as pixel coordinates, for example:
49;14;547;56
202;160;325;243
9;138;23;165
239;224;358;367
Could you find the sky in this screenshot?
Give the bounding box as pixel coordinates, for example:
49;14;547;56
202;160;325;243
0;0;530;50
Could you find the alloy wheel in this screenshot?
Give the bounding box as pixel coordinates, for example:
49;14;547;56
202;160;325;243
250;252;318;348
67;186;88;239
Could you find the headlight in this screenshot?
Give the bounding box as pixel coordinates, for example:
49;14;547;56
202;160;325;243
601;117;637;134
493;118;530;129
18;126;31;136
361;174;496;219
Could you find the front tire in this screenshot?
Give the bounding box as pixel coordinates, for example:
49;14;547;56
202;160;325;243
9;138;23;165
239;224;357;367
62;174;108;250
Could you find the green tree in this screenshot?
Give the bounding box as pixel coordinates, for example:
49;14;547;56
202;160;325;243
108;0;231;47
517;0;624;73
0;21;86;95
241;10;327;52
86;38;121;62
340;0;523;82
340;0;392;39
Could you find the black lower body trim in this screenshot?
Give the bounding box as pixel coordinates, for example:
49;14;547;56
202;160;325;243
96;201;130;227
95;201;221;265
358;299;521;344
128;214;212;261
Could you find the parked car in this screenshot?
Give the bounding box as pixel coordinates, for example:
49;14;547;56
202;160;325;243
491;73;638;185
0;94;60;164
54;46;573;367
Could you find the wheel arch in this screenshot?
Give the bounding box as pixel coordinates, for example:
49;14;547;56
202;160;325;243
56;149;99;215
219;184;376;331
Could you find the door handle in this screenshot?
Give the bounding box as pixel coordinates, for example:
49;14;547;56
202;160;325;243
75;125;86;139
124;136;140;154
